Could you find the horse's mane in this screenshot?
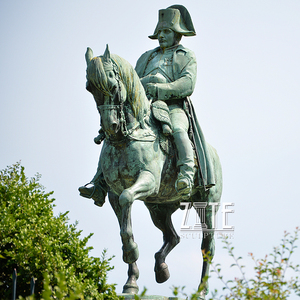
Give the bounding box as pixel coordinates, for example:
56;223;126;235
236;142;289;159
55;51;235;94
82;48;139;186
86;54;149;127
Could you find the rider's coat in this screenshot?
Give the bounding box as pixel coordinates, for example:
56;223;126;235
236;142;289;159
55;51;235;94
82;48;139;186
135;44;215;189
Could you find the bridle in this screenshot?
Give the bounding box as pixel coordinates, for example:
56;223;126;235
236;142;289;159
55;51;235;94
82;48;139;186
97;69;139;141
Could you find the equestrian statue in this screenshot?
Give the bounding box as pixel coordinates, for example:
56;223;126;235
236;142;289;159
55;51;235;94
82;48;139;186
79;5;222;299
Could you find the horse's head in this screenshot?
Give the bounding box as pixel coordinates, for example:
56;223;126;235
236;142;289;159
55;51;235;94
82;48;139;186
85;45;128;138
85;45;150;141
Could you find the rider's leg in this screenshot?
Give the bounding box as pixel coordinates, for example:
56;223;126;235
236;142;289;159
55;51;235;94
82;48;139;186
169;105;195;197
173;131;194;193
78;159;108;206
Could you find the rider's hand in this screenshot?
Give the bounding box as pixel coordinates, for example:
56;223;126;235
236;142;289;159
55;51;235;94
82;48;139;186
146;83;157;99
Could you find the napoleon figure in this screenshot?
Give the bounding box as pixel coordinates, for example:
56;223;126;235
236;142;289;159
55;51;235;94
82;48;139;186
135;5;215;197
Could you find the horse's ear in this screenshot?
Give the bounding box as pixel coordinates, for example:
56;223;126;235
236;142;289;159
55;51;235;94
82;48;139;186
85;47;94;64
103;44;111;62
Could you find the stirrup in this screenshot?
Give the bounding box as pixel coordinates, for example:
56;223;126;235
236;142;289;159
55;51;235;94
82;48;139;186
78;183;106;207
78;183;96;199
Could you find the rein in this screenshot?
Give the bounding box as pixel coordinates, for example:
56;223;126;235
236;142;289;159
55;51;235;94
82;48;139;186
96;67;132;139
95;60;144;144
98;101;140;143
99;104;121;111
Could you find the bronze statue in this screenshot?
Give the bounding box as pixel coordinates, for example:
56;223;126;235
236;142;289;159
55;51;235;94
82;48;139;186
79;5;222;299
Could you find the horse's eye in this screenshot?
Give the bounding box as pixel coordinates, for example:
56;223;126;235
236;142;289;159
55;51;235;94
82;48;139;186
109;71;114;78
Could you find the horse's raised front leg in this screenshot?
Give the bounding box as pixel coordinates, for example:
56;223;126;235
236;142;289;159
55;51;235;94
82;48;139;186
119;170;156;264
145;202;180;284
108;192;140;294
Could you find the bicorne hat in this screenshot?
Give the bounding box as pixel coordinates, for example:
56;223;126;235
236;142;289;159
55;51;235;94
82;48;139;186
149;5;196;40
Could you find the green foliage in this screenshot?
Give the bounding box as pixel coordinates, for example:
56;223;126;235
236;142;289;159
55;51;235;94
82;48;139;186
171;285;189;299
171;229;300;299
133;287;147;300
206;228;300;299
0;162;119;299
171;282;207;300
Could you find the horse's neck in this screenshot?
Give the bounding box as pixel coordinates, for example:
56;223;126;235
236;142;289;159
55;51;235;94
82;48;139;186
113;54;150;126
124;105;140;130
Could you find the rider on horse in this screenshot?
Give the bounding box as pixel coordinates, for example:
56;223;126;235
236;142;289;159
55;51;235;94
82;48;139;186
79;5;215;203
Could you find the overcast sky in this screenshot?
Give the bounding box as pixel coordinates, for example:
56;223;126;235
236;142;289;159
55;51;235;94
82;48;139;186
1;0;300;298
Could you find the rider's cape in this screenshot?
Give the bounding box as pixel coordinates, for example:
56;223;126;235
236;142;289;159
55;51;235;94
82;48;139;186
184;97;215;189
135;45;215;189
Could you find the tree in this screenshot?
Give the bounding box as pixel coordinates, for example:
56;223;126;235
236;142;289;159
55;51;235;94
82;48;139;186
0;162;118;299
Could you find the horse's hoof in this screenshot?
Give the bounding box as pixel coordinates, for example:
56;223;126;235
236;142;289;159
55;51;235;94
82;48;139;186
123;243;139;264
155;262;170;283
122;283;139;294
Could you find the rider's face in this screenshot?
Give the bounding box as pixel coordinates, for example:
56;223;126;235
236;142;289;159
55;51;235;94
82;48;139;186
158;28;177;49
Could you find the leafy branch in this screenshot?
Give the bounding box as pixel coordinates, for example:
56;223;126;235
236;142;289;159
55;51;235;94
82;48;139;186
205;228;300;299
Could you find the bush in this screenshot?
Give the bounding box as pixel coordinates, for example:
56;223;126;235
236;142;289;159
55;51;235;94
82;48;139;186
0;162;118;299
171;228;300;299
207;228;300;299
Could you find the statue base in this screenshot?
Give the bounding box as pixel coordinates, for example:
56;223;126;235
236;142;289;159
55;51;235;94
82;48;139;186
118;294;186;300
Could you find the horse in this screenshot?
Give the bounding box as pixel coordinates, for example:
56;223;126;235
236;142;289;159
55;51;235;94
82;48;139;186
82;45;222;299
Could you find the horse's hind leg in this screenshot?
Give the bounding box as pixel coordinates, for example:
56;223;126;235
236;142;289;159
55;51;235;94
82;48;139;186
145;202;180;283
119;170;156;264
108;192;139;294
197;202;218;299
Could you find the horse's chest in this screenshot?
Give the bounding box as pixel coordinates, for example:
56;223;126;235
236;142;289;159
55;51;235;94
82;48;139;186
100;141;144;193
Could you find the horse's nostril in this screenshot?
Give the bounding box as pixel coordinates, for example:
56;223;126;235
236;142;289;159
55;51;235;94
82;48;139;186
111;123;118;133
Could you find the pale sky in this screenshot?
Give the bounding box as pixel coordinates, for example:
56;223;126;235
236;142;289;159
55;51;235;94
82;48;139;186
1;0;300;298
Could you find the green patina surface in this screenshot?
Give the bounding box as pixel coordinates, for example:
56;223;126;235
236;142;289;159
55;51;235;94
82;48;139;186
79;5;223;300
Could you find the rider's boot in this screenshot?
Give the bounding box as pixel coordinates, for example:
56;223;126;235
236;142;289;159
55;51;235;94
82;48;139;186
173;131;195;198
78;170;108;207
